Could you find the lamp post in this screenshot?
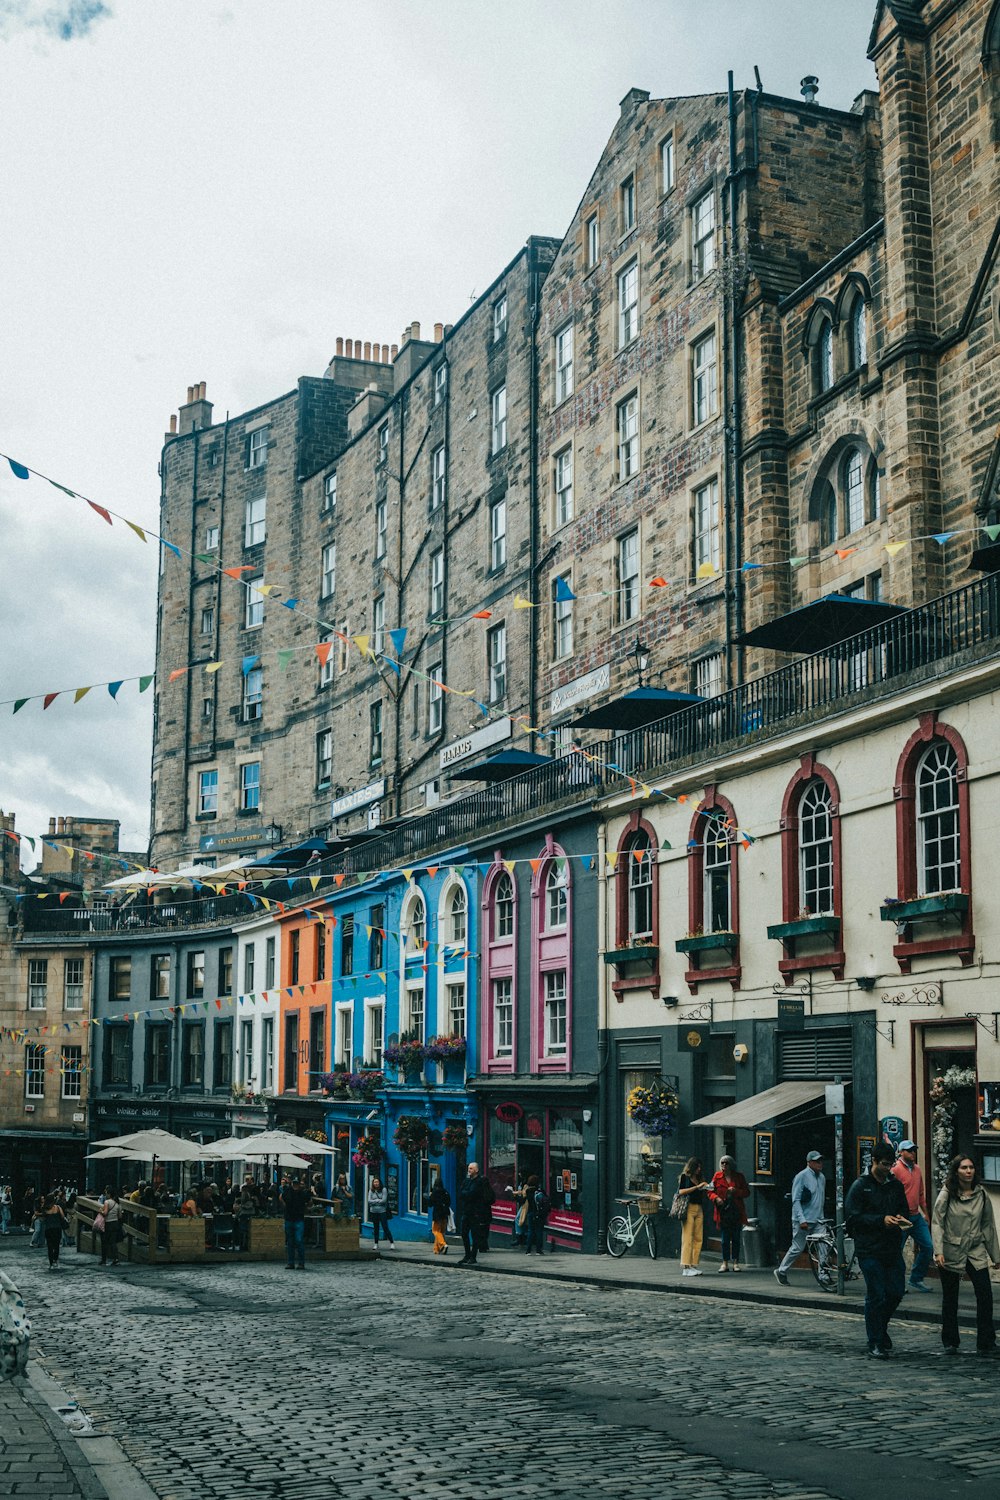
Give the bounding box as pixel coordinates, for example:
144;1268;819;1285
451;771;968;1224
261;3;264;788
632;637;650;688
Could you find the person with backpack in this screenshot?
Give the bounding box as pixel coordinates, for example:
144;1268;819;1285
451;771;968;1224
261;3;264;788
524;1175;550;1255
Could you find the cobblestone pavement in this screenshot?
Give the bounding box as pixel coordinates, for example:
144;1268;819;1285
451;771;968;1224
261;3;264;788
1;1240;996;1500
0;1370;104;1500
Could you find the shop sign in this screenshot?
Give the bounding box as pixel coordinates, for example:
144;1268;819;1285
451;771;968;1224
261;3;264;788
777;997;805;1031
199;824;283;854
331;779;384;819
550;664;611;718
754;1131;773;1177
879;1115;907;1148
439;717;511;771
683;1028;707;1050
857;1135;877;1176
495;1101;523;1124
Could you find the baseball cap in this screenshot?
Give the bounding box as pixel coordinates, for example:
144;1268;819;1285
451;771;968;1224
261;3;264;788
806;1151;824;1162
898;1139;917;1151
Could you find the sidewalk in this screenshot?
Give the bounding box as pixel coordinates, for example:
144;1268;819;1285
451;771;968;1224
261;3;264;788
0;1374;105;1500
384;1238;986;1330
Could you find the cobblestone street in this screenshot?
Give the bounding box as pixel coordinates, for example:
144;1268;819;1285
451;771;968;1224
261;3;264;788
1;1240;997;1500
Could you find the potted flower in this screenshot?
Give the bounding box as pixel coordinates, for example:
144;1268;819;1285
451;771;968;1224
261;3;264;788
346;1069;385;1101
383;1034;426;1079
423;1035;467;1065
626;1083;679;1137
353;1133;384;1170
441;1122;469;1154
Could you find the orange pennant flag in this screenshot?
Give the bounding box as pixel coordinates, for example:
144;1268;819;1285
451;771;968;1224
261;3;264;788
472;610;492;620
649;577;668;588
834;548;856;560
223;566;254;578
529;858;542;874
315;642;333;666
427;866;439;879
334;874;346;888
168;668;187;682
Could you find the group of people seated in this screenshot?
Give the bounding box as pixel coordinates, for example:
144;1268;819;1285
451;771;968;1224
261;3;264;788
115;1170;356;1252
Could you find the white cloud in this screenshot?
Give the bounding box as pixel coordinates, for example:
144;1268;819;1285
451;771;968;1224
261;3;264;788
0;1;111;42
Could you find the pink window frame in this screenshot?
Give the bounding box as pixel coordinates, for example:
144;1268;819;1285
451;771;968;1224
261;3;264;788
776;754;845;983
530;834;572;1073
481;854;517;1073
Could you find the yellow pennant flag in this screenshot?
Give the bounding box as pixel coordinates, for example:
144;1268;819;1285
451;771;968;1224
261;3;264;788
513;595;536;609
884;541;908;558
352;633;370;656
74;686;92;703
402;868;414;882
256;583;278;596
605;851;619;871
309;876;320;891
503;860;516;875
696;562;717;580
204;661;224;674
125;521;147;543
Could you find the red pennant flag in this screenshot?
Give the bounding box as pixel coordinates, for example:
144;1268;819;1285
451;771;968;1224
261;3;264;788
58;892;69;904
215;998;222;1009
87;500;113;525
649;577;668;587
315;642;333;666
472;610;492;620
43;692;59;710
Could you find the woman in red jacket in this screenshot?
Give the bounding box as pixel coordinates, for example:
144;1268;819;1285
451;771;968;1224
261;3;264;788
711;1155;750;1273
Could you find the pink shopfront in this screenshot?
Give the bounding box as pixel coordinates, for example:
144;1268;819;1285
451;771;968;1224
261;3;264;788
483;1098;592;1250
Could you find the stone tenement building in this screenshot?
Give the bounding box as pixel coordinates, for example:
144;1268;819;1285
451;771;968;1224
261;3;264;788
151;0;1000;871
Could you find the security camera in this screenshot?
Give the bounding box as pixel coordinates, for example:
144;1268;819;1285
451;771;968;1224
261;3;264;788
733;1044;749;1063
365;1109;378;1122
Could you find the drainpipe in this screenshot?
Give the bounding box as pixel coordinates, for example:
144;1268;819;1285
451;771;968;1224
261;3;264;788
726;71;746;685
393;394;407;817
596;820;609;1249
527;244;541;745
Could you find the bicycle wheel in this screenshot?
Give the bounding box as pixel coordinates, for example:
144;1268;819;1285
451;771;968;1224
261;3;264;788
645;1217;658;1260
606;1216;630;1257
808;1238;838;1286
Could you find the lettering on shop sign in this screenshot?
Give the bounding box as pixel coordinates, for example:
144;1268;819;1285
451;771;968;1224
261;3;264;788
881;982;942;1007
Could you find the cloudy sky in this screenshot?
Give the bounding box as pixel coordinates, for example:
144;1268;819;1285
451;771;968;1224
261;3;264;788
0;0;878;861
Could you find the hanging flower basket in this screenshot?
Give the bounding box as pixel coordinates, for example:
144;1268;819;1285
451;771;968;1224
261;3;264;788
423;1035;467;1064
930;1064;977;1188
394;1115;431;1160
627;1083;679;1137
383;1040;426;1077
353;1134;384;1170
441;1122;469;1153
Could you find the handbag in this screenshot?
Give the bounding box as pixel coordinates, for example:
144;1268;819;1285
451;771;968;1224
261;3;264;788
669;1191;689;1221
93;1213;106;1234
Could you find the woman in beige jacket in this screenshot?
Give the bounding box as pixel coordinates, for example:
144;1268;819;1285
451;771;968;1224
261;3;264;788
931;1154;1000;1356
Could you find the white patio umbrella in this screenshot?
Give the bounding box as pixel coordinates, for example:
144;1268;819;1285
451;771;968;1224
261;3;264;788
91;1129;204;1161
86;1146;149;1161
202;1129;337;1159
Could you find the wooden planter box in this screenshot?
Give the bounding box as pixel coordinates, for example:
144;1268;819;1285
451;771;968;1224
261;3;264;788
675;932;739;954
880;892;969;922
324;1217;360;1253
767;916;841;940
167;1218;206;1256
248;1217;286;1255
603;945;658;966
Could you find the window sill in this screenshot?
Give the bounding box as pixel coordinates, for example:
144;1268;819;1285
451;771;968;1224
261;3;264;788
236;808;260;819
767;916;841;941
768;917;844;985
603;944;658;966
880;893;969;922
195;812;217;822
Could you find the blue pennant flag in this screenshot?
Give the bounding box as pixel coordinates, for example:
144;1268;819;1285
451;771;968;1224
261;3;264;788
241;655;260;676
7;458;30;480
554;576;576;602
388;627;408;656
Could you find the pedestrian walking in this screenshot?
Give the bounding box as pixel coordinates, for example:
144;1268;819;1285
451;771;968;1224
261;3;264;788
280;1175;312;1269
775;1151;830;1288
710;1155;750;1272
524;1176;551;1255
367;1176;395;1249
429;1177;451;1255
845;1142;911;1359
41;1195;68;1270
891;1140;933;1294
932;1153;1000;1357
456;1162;489;1265
506;1176;530;1245
0;1185;11;1236
677;1157;711;1276
477;1173;496;1254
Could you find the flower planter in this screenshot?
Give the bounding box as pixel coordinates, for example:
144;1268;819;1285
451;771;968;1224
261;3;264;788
675;931;739;954
324;1217;360;1253
603;945;658;966
880;893;969;922
767;916;841;940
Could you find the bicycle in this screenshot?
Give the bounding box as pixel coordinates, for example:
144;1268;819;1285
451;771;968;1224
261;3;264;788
804;1218;861;1286
606;1197;658;1260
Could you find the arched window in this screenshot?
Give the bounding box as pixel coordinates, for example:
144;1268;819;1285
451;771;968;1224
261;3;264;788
818;479;838;547
447;884;467;944
482;862;517;1072
530;840;572;1072
614;814;661;998
683;789;740;991
843;448;865;534
776;759;844;983
891;716;974;973
848;296;868;369
402;889;426;950
494;872;514;939
703;812;732;932
916;742;960;895
798;780;834;915
545;861;568;930
817;320;834;393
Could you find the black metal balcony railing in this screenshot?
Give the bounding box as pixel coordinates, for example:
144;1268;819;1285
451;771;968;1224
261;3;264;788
19;570;1000;937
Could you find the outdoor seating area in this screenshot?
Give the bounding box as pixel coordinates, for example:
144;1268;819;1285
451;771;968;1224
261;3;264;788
74;1127;371;1266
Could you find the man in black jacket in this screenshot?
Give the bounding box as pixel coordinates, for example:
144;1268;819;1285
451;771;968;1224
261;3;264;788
845;1142;912;1358
457;1162;489;1266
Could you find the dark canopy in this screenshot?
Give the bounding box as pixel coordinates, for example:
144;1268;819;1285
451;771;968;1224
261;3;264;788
449;749;554;782
734;593;908;653
570;686;704;731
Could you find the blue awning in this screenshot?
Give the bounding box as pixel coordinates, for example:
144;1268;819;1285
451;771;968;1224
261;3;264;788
570;686;704;731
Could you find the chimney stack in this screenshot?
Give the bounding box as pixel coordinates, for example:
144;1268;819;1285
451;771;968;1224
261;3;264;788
177;381;214;436
364;341;372;360
434;323;444;342
48;817;56;835
390;344;399;360
410;321;421;341
335;337;344;357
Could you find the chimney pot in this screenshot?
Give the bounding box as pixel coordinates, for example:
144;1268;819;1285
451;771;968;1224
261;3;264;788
364;341;372;360
48;817;55;835
169;414;177;434
800;75;819;104
335;337;344;357
444;324;454;335
411;321;420;341
186;386;194;404
58;817;65;834
391;343;399;360
348;339;356;358
434;323;443;342
382;346;390;364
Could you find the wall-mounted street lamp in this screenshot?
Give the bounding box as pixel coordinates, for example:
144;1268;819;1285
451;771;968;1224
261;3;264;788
632;637;650;688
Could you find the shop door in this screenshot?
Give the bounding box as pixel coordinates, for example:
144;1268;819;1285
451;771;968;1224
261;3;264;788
516;1138;545;1188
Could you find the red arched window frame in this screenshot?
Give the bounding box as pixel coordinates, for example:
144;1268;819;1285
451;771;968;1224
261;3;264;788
891;713;974;972
682;785;741;992
775;754;845;984
530;834;572;1074
481;853;518;1073
613;811;660;1000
